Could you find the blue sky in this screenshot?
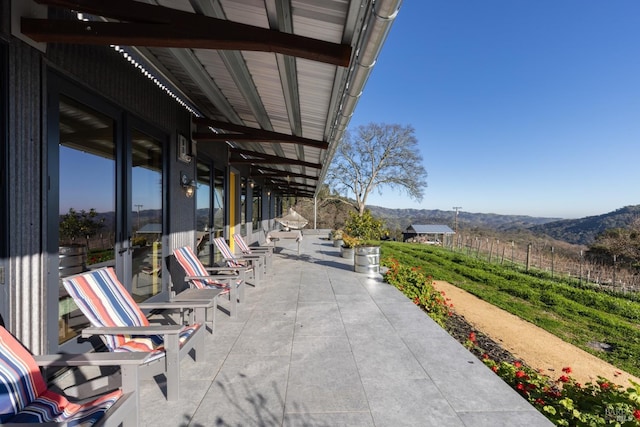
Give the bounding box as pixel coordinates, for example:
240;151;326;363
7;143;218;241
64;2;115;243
349;1;640;219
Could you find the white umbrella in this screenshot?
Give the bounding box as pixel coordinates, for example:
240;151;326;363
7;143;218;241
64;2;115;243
275;208;308;230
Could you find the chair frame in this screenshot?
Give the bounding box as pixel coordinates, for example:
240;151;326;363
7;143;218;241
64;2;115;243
1;330;148;427
63;268;207;402
213;237;263;286
232;233;272;274
173;245;246;318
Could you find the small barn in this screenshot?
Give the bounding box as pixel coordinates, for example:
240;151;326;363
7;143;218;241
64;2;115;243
403;224;455;245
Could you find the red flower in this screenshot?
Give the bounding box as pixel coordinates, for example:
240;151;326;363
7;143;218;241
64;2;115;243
491;366;498;373
600;382;610;389
535;398;546;406
634;409;640;420
517;383;525;390
515;370;527;378
513;361;522;368
561;366;572;374
482;353;489;360
558;375;570;383
468;332;476;342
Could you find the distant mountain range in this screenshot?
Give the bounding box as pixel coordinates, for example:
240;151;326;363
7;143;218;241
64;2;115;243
528;205;640;245
368;205;640;246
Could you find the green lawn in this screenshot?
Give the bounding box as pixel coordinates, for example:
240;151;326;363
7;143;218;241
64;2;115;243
380;241;640;377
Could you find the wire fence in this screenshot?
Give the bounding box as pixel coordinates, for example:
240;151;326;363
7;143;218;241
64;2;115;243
445;234;640;292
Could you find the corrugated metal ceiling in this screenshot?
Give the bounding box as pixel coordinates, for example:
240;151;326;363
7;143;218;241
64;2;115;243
20;0;403;197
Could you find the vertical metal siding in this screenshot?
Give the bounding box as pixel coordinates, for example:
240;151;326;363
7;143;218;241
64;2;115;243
7;36;198;352
7;38;45;353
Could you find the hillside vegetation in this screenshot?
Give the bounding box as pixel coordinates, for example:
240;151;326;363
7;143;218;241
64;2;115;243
380;241;640;377
530;205;640;245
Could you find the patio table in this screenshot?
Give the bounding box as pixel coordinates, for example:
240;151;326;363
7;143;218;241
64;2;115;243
266;230;303;254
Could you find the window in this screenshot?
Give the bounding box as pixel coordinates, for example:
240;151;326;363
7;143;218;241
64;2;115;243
252;185;262;231
196;161;212;265
58;96;116;343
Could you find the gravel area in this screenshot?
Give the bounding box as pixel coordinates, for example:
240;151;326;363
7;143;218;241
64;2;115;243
434;280;640;388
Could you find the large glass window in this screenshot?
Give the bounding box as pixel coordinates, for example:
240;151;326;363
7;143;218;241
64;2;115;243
240;177;247;236
196;161;212;265
252;185;262;231
213;169;225;238
130;129;163;301
213;169;225;264
58;96;116;343
56;94;166;344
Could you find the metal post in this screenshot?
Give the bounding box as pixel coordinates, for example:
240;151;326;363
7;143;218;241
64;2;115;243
314;196;317;229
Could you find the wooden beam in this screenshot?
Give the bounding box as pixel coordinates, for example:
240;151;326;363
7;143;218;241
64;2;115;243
23;0;352;66
231;149;321;169
265;179;316;190
193;117;329;149
192;133;328;149
251;166;319;181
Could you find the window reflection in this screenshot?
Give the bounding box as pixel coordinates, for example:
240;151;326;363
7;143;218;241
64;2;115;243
58;96;115;343
130;129;163;301
196;161;212;265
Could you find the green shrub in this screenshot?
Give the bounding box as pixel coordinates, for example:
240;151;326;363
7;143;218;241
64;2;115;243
381;257;451;326
344;210;384;241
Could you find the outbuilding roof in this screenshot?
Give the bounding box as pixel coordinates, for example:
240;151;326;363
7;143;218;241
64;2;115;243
406;224;455;234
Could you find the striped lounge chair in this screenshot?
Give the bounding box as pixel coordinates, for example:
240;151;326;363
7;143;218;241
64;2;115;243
213;237;263;286
62;267;206;401
173;245;245;317
233;233;272;274
0;325;146;426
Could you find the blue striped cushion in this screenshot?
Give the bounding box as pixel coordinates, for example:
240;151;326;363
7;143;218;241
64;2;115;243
0;326;122;425
62;267;150;352
63;267;202;358
9;388;122;425
213;238;249;269
173;246;232;291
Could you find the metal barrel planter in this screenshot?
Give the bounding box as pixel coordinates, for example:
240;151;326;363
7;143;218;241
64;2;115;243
58;244;87;278
341;246;355;260
354;245;380;274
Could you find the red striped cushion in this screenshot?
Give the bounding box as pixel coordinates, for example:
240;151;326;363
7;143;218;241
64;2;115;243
213;238;249;269
62;267;202;358
173;246;231;291
233;234;252;254
62;268;149;351
0;326;122;425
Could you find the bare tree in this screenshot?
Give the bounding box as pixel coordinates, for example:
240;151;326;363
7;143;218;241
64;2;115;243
326;123;428;215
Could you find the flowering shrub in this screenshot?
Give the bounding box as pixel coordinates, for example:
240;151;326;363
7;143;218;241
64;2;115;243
381;257;452;326
344;210;385;240
481;353;640;425
341;234;361;248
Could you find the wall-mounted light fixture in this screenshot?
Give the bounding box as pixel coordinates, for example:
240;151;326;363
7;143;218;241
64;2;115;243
180;172;196;198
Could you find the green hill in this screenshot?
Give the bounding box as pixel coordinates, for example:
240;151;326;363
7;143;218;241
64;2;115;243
529;205;640;245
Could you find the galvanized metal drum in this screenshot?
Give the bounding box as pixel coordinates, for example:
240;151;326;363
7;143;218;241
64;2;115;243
354;246;380;274
58;245;87;278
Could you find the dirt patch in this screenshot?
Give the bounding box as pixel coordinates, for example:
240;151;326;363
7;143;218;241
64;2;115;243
433;280;640;388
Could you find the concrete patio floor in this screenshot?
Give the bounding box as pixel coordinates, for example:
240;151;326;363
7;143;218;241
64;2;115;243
139;233;553;426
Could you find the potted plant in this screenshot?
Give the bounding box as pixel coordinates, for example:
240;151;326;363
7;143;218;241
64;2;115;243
344;210;385;274
340;234;360;259
330;229;344;247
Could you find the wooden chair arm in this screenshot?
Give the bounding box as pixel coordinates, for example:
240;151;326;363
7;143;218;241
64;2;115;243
34;352;150;368
81;324;183;338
